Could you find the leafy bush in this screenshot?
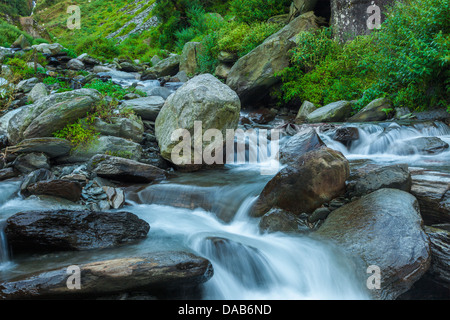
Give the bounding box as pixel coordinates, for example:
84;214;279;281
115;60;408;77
53;118;99;149
230;0;291;24
277;0;449;112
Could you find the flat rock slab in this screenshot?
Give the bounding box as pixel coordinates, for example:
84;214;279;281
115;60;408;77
87;154;167;183
0;251;213;300
26;179;82;202
7;137;72;158
4;210;150;252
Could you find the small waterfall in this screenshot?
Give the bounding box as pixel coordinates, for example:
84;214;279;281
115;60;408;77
0;221;10;266
320;121;450;167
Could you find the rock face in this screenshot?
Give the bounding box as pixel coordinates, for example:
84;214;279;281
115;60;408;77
121;96;165;121
424;225;450;286
142;54;181;80
410;169;450;225
57;136;143;163
7;89;102;144
93;117;144;143
155;74;241;171
346;164;412;198
179;42;202;75
348;98;392;122
306;101;354;123
7;137;72;158
259;208;311;234
316;189;431;300
4;210;150;252
26;180;82;202
393;137;449;155
278;127;325;164
331;0;396;42
226;12;318;105
87;154;167;183
252;147;349;217
0;251;213;300
295;101;317;123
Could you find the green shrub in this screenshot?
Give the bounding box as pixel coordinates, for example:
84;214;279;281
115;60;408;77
230;0;291;24
277;0;449;112
53;118;99;149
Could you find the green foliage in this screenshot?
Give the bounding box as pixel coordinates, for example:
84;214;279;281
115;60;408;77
0;19;33;47
53;118;99;149
83;79;141;100
230;0;291;24
277;0;449;112
217;21;282;58
74;36;120;60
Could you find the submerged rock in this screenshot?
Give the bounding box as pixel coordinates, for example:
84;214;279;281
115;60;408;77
4;210;150;252
0;251;213;300
316;188;431;300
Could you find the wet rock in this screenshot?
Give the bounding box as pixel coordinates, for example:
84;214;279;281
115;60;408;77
145;86;173;100
424;224;450;286
7;137;71;158
0;251;213;300
197;237;268;288
26;180;82;202
247;108;277;124
393;137;449;155
410;169;450;225
278;127;325;165
346;163;412;198
252;147;349;216
20;168;55;195
0;167;20;182
77;53;100;66
259;208;312;233
331;0;395;42
87;154;167;183
4;210;150;252
316;188;431;300
13;152;50;174
332;127;360;147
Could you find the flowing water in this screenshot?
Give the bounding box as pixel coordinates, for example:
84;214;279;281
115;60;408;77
0;73;448;299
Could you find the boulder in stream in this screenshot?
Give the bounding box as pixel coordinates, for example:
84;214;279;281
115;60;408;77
316;188;431;300
0;251;213;300
252;147;349;217
4;209;150;252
